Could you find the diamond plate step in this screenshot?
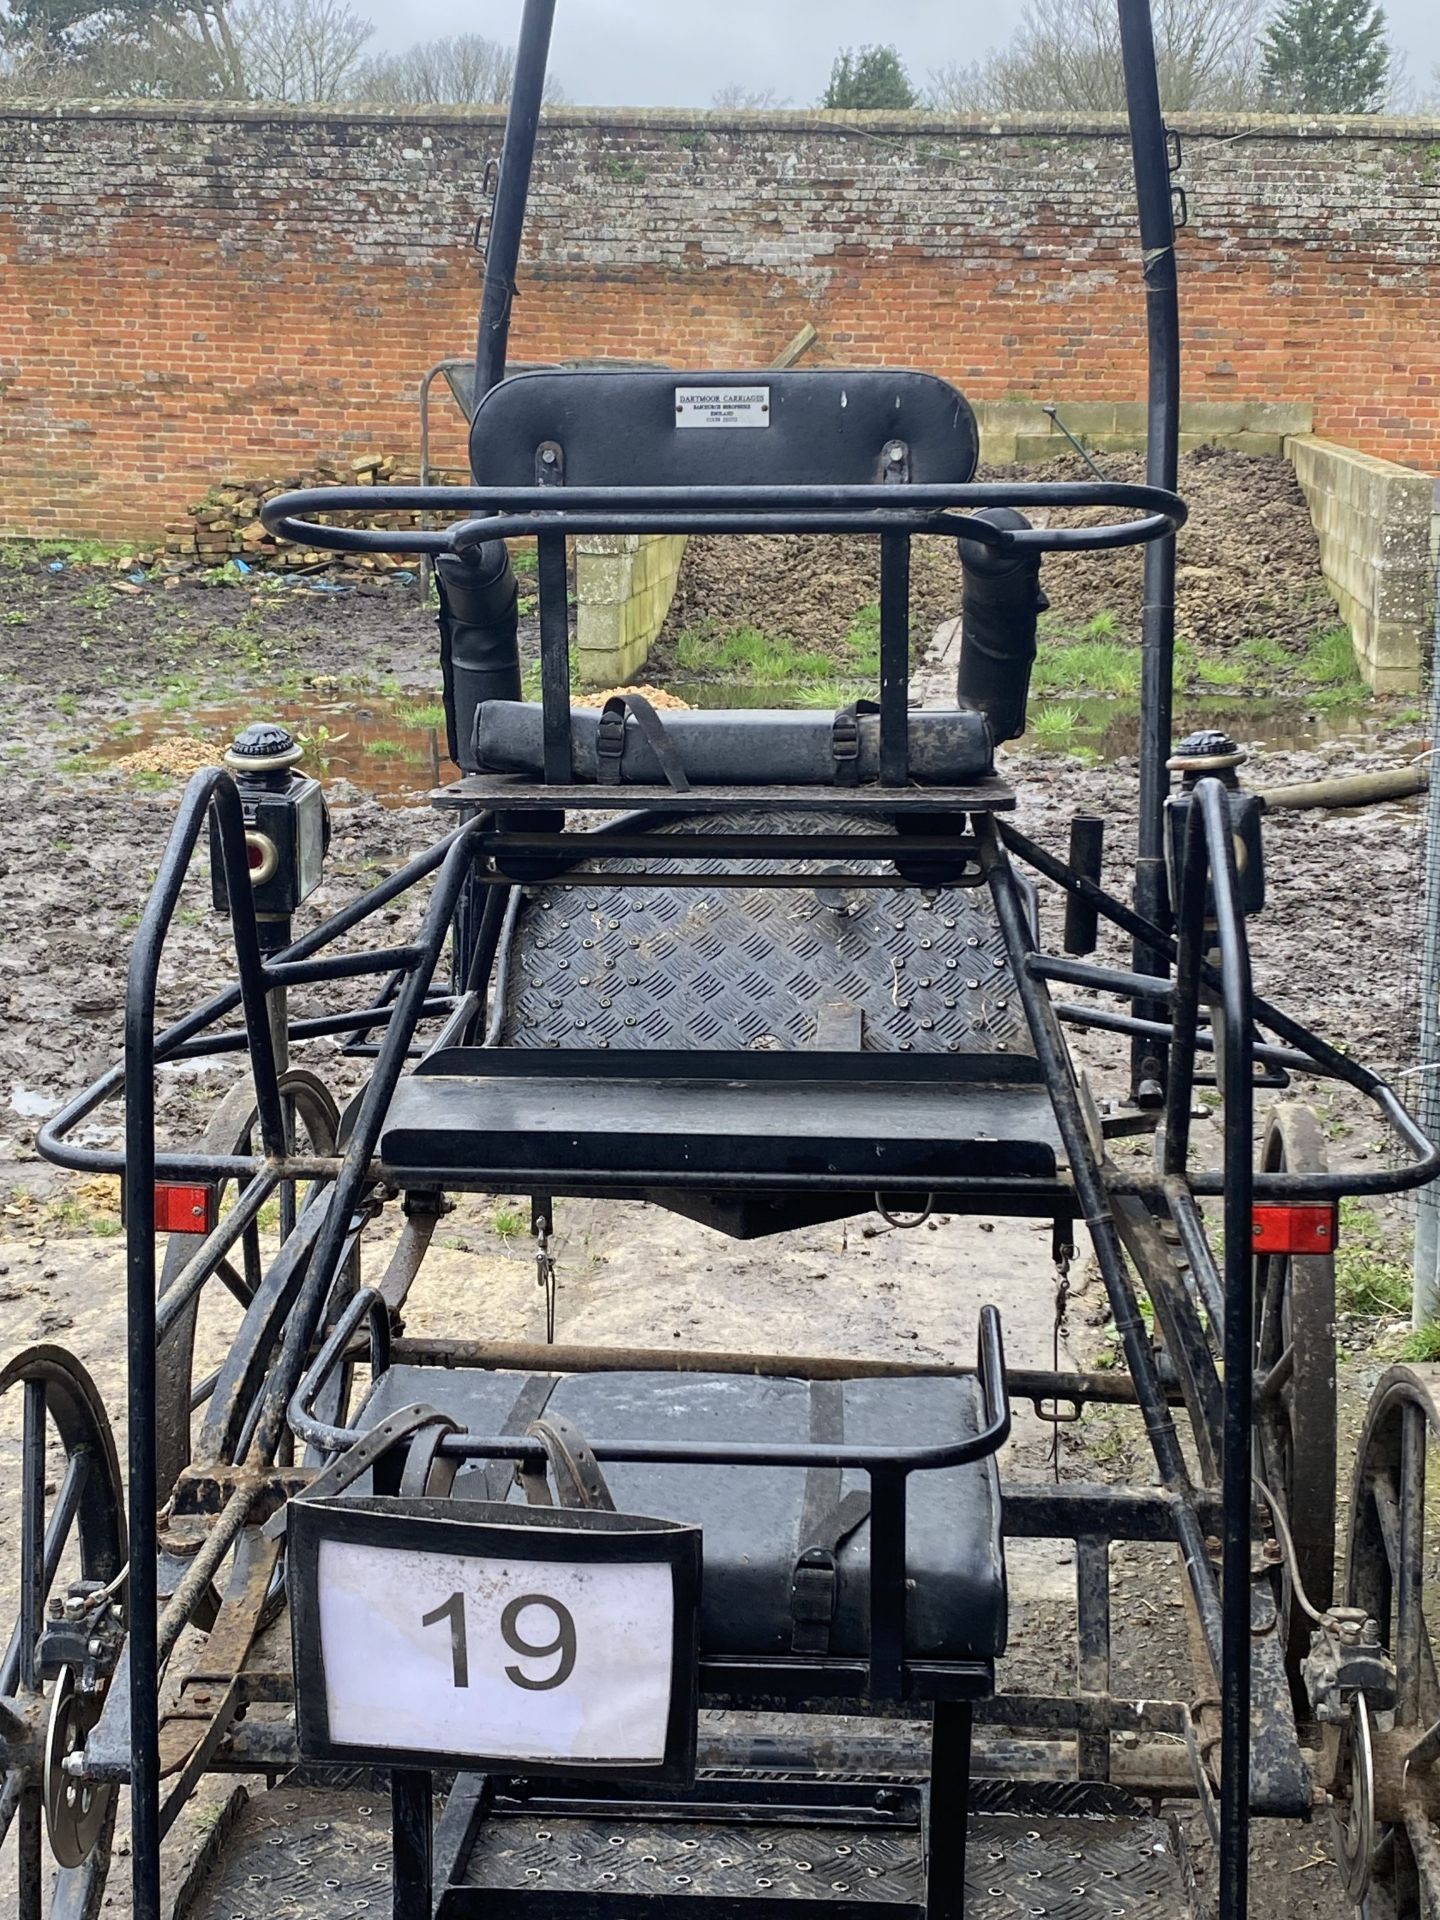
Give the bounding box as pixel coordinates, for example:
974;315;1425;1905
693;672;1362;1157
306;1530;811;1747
176;1785;1192;1920
492;808;1033;1059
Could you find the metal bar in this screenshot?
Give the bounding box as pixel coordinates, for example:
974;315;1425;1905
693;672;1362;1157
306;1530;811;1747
1075;1536;1112;1781
154;1168;281;1343
1119;0;1182;1101
1054;999;1313;1076
40;824;463;1173
0;1450;88;1699
980;818;1225;1671
471;0;555;403
155;1485;257;1669
1399;1401;1428;1726
537;529;572;781
1184;782;1257;1920
925;1702;970;1920
1029;955;1175;1000
260;946;425;988
391;1769;435;1920
1161;1177;1228;1337
17;1381;46;1695
867;1466;908;1699
249;816;490;1467
483;830;977;861
878;531;910;786
473;868;987;891
1113;1195;1221;1480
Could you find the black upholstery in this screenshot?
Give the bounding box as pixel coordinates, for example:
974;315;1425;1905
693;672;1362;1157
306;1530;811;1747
358;1364;1007;1662
470;702;993;787
469;367;980;488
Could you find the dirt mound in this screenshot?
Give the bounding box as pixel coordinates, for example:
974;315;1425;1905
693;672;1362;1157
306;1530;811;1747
658;449;1331;658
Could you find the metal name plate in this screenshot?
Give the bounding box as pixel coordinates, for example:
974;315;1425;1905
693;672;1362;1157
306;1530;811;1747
290;1495;700;1781
674;384;770;428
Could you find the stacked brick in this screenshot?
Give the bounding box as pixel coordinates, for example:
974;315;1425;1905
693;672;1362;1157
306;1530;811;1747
162;455;418;573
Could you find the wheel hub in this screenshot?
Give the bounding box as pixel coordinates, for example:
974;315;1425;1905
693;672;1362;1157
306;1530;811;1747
43;1666;113;1870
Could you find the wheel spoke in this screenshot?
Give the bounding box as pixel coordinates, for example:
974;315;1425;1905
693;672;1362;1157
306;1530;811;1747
1398;1402;1429;1727
16;1784;42;1920
18;1382;47;1696
0;1453;91;1700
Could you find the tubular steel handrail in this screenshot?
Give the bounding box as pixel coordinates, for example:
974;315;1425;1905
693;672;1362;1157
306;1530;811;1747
288;1286;1011;1476
260;478;1187;559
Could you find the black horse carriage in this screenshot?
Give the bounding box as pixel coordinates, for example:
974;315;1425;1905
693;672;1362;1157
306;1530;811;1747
12;3;1440;1916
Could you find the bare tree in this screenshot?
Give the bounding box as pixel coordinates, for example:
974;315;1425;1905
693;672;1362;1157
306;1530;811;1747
710;81;790;109
930;0;1270;112
351;30;564;104
225;0;371;101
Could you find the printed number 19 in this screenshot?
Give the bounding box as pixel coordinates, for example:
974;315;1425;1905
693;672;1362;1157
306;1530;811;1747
420;1590;578;1691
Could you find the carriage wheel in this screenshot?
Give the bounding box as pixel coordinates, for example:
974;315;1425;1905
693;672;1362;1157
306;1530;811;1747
1254;1102;1337;1704
1335;1362;1440;1915
0;1345;125;1920
155;1067;341;1498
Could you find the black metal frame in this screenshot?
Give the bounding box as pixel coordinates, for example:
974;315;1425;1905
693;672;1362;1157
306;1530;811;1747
26;5;1438;1919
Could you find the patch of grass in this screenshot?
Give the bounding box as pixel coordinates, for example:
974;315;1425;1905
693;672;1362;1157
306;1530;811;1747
1081;610;1119;640
1029;702;1082;743
1336;1198;1410;1319
129;768;176;790
1236;636;1290;673
509;545;538;576
55;693;79;718
2;608;25;626
56;754;98;775
674;627;712;671
1194;653;1248;689
1396;1322;1440;1363
491;1205;526;1238
396;700;446;728
791;677;873;708
1394;705;1424;727
1303;625;1366;691
1031;640;1137;697
367;736;407;758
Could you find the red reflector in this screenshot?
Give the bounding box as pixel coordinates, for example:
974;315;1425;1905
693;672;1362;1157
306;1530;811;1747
1251;1203;1337;1256
246;839;265;870
154;1182;218;1235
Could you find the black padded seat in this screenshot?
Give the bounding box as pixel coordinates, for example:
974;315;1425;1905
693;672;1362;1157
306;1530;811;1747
378;1054;1063;1187
471;703;993;788
357;1364;1006;1662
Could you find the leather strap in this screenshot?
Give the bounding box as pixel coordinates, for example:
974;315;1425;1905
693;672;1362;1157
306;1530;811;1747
478;1372;560;1504
263;1402;459;1538
596;693;690;791
519;1412;617;1512
790;1382;871;1654
831;699;879;788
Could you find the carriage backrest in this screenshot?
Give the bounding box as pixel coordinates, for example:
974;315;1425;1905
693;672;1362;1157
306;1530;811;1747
467;366;981;487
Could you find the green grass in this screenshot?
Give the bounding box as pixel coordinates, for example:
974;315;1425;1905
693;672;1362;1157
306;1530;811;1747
367;737;408;758
491;1205;525;1238
509;544;538;576
1336;1199;1410;1319
1031;639;1137;697
1029;702;1083;743
55;693;78;718
1236;636;1290;672
1396;1322;1440;1363
1304;625;1367;691
396;700;446;728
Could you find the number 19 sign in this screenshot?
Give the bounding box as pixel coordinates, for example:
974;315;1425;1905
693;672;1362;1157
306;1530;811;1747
289;1496;701;1780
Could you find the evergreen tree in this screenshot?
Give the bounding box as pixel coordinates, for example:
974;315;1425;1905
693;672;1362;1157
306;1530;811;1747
820;44;917;110
1261;0;1390;112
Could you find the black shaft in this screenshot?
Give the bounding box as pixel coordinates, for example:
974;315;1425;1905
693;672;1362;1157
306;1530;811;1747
1118;0;1181;1098
472;0;555;406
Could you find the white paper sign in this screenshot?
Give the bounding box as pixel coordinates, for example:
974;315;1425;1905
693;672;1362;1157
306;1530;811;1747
316;1538;675;1764
674;384;770;428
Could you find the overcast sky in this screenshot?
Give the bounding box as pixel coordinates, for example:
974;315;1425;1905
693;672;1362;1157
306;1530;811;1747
365;1;1439;107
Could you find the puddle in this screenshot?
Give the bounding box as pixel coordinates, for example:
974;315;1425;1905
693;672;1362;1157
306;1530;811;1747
1017;695;1385;759
99;687;1394;809
9;1086;59;1119
96;696;458;806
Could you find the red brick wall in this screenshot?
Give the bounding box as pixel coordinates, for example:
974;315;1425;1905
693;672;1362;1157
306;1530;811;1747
2;103;1438;540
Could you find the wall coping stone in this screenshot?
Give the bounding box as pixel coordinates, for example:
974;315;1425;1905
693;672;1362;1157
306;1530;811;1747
5;99;1440;140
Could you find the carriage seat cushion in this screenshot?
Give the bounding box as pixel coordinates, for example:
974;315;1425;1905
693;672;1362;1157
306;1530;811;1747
358;1364;1007;1663
471;701;994;788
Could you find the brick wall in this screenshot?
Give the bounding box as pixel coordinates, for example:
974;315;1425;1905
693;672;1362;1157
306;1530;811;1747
3;103;1440;540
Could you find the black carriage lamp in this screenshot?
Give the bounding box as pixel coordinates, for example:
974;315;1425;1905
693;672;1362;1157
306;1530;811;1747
210;720;329;934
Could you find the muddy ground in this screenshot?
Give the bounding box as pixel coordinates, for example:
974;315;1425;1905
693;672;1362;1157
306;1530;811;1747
0;548;1431;1917
659;450;1333;658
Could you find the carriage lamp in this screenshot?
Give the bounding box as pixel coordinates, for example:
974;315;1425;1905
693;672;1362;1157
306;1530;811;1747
1164;728;1266;918
210;722;329;924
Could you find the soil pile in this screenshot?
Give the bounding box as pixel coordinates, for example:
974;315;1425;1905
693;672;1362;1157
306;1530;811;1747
658;449;1332;658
